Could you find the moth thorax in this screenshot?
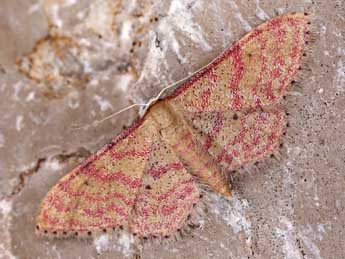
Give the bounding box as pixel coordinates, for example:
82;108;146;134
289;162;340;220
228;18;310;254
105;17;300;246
149;101;176;129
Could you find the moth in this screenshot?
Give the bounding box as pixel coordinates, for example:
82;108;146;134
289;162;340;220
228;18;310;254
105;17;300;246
36;13;310;239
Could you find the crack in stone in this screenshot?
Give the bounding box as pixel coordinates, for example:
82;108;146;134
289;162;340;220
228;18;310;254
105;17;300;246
9;157;47;198
55;147;91;163
5;147;92;200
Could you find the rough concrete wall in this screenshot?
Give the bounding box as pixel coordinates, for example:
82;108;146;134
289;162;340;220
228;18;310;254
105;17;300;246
0;0;344;258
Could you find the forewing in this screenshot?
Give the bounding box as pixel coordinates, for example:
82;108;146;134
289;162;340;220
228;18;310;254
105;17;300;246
170;13;309;112
36;119;153;236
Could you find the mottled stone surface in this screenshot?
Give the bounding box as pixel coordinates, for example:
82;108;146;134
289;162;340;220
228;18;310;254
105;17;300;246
0;0;344;258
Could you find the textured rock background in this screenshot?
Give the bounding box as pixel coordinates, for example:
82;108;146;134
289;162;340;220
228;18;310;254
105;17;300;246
0;0;344;258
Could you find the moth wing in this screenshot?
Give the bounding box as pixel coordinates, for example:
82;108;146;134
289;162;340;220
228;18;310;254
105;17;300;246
182;106;287;171
169;13;308;112
36;118;154;236
129;133;200;237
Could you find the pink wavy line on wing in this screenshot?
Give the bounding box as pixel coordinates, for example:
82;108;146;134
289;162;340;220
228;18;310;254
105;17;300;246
156;179;196;202
46;193;73;213
262;18;289;101
216;116;248;164
204;112;224;150
200;68;219;112
110;147;151;160
199;88;212;111
82;165;142;188
76;117;147;169
249;29;267;107
134;183;197;218
134;178;196;211
241;110;284;161
146;162;185;179
216;110;276;166
160;203;179;217
241;115;268;160
159;182;196;203
41;207;125;231
46;189;131;219
279;19;305;91
130;199;195;236
42;209;61;226
83;203;128;218
228;45;245;110
57;179;135;206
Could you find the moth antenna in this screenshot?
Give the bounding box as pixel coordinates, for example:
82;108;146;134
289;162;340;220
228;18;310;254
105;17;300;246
138;77;189;116
70;54;221;131
70;103;147;131
69;76;189;131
